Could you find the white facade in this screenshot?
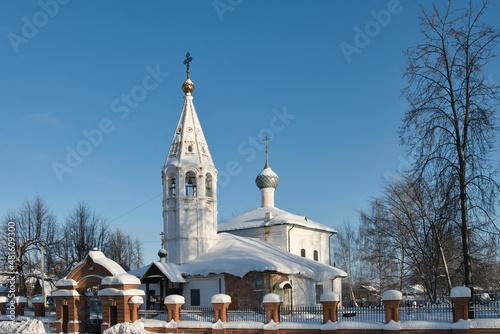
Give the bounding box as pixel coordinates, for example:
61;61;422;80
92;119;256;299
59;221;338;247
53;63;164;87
183;275;225;307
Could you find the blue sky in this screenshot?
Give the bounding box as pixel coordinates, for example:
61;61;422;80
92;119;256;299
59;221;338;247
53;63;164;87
1;0;499;265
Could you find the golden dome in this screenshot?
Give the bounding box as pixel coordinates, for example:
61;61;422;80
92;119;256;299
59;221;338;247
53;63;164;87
182;75;195;95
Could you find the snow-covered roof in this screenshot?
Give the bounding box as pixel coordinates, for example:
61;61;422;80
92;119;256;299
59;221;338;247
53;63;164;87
141;262;186;283
55;278;77;287
86;250;126;276
218;206;337;233
180;233;347;281
102;273;141;286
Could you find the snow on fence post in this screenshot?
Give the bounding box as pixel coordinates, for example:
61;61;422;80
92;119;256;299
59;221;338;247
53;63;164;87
381;290;402;323
450;286;471;322
262;293;282;323
211;293;231;323
320;291;340;323
13;296;27;316
164;294;185;322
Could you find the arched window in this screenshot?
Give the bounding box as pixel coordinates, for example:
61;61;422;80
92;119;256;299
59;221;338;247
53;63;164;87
300;249;306;258
313;250;319;261
205;173;213;197
168;176;176;197
185;172;197;196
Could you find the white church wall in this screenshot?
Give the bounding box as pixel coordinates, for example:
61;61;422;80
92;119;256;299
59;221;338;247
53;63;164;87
291;277;317;306
289;227;332;265
182;275;225;307
223;225;288;250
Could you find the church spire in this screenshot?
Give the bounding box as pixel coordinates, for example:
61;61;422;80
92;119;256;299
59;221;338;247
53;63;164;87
255;137;279;207
162;53;218;265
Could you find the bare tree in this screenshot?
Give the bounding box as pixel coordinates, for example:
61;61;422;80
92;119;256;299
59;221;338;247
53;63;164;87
103;229;144;271
401;0;500;289
333;221;362;306
359;199;400;292
0;194;57;295
57;201;109;271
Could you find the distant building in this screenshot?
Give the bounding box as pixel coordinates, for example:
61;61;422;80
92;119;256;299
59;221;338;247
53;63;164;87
137;55;346;308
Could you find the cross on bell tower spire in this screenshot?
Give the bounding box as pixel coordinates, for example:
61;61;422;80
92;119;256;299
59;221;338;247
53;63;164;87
183;52;193;78
182;52;195;95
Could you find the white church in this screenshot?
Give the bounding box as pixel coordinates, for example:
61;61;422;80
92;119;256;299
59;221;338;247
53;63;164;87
137;54;347;309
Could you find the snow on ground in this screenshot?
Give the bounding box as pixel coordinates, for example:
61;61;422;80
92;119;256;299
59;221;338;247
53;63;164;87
103;321;148;334
0;318;47;333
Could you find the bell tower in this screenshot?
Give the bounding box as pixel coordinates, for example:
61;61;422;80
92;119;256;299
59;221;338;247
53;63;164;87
161;53;218;265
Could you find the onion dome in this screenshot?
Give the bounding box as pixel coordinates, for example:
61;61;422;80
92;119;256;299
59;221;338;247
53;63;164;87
255;137;279;189
158;247;168;259
255;164;280;189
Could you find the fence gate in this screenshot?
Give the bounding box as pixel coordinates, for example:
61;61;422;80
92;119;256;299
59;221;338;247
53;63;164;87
86;296;102;334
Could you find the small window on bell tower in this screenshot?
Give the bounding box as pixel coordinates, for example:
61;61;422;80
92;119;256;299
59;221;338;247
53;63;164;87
185;172;197;196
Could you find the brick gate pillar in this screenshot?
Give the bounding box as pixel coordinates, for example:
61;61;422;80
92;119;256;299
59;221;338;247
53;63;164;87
320;292;340;323
164;294;185;322
51;279;82;333
450;286;471;322
382;290;402;323
263;293;282;323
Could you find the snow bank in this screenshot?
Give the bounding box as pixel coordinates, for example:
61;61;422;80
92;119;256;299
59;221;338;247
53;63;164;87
103;321;146;334
211;293;231;304
401;321;451;330
0;318;47;333
450;286;471;298
381;290;402;301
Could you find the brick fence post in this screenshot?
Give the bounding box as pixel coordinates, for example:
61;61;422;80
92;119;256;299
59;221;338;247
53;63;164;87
0;296;8;315
320;291;340;323
164;294;185;322
450;286;471;322
263;293;282;323
382;290;402;323
32;295;45;317
128;296;143;322
211;294;231;323
14;296;27;316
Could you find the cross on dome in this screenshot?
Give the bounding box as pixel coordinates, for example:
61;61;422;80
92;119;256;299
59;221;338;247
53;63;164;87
182;52;195;95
